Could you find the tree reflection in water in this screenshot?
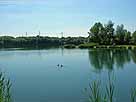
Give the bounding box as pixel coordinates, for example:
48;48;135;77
88;48;136;71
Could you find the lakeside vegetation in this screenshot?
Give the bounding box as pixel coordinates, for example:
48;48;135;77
85;74;115;102
0;21;136;49
80;20;136;48
85;74;136;102
0;36;87;48
88;21;136;45
0;72;12;102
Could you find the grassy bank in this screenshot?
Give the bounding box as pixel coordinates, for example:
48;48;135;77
64;43;136;49
78;43;98;48
95;45;136;49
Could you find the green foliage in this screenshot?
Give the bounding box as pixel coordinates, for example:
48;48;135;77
86;74;136;102
88;20;136;45
88;81;102;102
78;43;98;48
124;30;131;44
88;22;105;43
88;21;115;45
0;36;87;48
106;74;115;102
130;88;136;102
86;74;115;102
132;31;136;44
115;24;127;44
104;21;114;44
64;44;76;49
0;72;12;102
1;20;136;47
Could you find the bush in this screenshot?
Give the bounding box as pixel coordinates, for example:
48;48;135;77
78;43;98;48
64;44;76;49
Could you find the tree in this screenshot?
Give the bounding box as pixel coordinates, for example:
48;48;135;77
104;21;114;45
132;31;136;44
88;22;105;43
124;30;131;44
115;24;125;44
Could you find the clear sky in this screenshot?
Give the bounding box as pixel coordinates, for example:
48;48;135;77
0;0;136;37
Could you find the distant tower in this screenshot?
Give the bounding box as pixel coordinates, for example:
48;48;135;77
39;31;41;36
26;32;28;37
35;31;40;48
61;32;63;38
60;32;64;47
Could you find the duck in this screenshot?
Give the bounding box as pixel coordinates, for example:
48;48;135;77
60;64;63;67
57;64;59;67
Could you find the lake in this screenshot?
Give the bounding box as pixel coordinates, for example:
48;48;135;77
0;48;136;102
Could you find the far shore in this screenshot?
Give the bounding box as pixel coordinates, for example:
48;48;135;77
64;43;136;49
0;44;136;50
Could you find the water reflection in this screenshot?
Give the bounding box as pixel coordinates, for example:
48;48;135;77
88;49;136;71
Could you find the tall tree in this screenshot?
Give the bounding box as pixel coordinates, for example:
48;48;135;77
124;30;131;44
88;22;104;43
116;24;125;44
104;21;114;45
132;31;136;44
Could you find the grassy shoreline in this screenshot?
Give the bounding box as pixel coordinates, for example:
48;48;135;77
63;43;136;49
0;44;136;49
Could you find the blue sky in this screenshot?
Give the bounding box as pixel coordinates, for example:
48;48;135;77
0;0;136;37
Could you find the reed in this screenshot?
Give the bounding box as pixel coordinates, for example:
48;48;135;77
130;88;136;102
0;72;12;102
105;74;115;102
86;74;115;102
86;74;136;102
88;81;101;102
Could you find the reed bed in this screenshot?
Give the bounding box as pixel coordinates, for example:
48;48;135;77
0;72;12;102
85;74;136;102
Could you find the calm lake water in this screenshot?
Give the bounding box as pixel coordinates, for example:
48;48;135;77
0;48;136;102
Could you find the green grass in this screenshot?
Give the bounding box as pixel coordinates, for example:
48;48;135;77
78;43;136;49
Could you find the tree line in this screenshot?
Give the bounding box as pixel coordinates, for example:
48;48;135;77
88;21;136;45
0;21;136;48
0;36;87;48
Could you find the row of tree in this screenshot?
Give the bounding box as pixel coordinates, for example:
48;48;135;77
1;21;136;48
0;36;87;48
88;21;136;45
